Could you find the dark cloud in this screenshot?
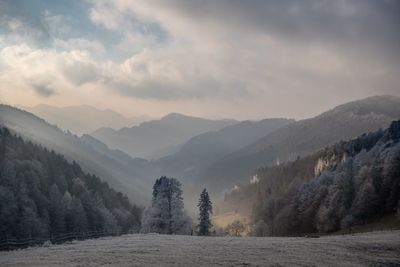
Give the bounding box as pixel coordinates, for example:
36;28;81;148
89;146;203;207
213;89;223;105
32;84;57;97
161;1;399;40
152;0;400;62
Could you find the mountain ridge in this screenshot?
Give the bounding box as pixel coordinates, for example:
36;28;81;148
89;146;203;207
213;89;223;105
156;118;294;179
24;104;151;135
220;119;400;235
92;113;237;159
198;95;400;196
0;104;160;205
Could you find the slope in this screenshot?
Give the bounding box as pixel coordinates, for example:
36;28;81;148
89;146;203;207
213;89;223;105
157;118;294;179
221;120;400;235
92;113;237;159
0;126;142;242
0;105;160;204
201;95;400;194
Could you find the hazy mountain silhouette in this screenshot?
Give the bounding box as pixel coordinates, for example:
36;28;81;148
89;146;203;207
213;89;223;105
92;113;237;159
157;118;294;178
24;104;151;135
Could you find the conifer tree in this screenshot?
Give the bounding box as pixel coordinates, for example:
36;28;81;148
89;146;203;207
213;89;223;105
141;176;191;234
197;188;213;236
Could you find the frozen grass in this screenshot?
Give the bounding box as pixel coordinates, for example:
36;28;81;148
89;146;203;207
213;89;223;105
0;231;399;266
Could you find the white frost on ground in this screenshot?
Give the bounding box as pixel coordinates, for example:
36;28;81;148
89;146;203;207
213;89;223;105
0;231;399;267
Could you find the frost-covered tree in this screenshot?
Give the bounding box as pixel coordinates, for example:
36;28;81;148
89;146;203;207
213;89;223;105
49;184;66;234
18;206;45;238
225;220;245;237
70;197;89;233
0;126;142;243
141;176;191;234
251;220;270;236
197;188;213;236
0;186;17;238
223;120;400;236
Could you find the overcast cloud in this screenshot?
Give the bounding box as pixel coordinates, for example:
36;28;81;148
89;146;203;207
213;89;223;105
0;0;399;119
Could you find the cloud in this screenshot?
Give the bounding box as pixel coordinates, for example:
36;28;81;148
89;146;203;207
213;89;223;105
0;42;219;101
95;0;399;118
31;83;56;97
100;48;223;100
123;0;400;52
53;38;105;55
57;51;100;86
0;0;399;119
0;2;51;46
0;44;99;98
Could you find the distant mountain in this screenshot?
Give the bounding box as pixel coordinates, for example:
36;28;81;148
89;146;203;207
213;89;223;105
24;104;151;135
157;118;294;179
220;120;400;236
0;126;142;241
0;105;161;204
92;113;237;159
200;95;400;195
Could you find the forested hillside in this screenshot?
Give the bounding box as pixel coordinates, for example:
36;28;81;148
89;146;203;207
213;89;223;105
221;120;400;236
202;96;400;195
0;104;160;204
0;127;142;241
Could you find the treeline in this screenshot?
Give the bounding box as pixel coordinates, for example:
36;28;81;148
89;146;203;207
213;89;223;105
223;120;400;236
0;127;142;241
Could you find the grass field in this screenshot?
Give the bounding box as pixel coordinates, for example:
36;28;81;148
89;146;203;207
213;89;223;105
0;230;399;266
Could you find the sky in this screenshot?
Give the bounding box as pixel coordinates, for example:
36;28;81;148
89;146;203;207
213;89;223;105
0;0;399;120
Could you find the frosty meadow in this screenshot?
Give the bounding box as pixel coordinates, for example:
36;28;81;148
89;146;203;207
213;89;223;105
1;231;399;267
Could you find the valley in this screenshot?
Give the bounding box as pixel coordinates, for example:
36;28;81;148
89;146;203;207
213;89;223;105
1;2;399;265
1;96;400;236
